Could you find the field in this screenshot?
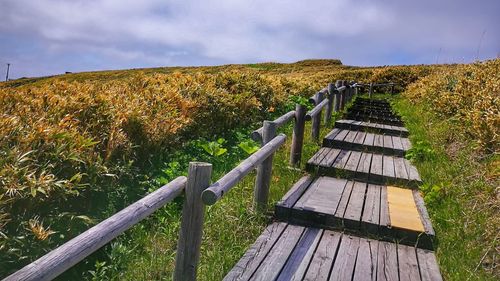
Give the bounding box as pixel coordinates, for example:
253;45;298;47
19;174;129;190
0;59;498;280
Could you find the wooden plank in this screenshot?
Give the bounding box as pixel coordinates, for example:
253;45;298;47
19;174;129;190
417;248;443;281
303;230;341;281
334;129;349;141
383;135;393;149
370;154;383;176
412;190;435;235
344;130;358;143
382;155;396;178
398;244;421;281
277;228;323;281
364;133;375;146
401;138;412;150
329;235;360;280
319;148;342;168
379;186;390;227
223;222;287;281
394;157;409;180
387;186;425;232
307;147;330;166
353;238;378;281
250;225;305;281
332;150;352;169
404;159;421;182
392;136;404;151
357;152;373;174
344;151;362;172
343;181;367;224
353;131;367;144
334;181;355;218
295;177;347;215
361;184;381;228
324;128;341;140
277;176;314;209
377;241;399;281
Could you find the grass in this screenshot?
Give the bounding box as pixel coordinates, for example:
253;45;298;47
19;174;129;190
389;95;498;280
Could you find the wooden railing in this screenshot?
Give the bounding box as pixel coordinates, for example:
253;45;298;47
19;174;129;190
4;80;394;281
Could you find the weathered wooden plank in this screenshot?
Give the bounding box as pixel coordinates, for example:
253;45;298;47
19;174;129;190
379;186;390;228
353;238;378;281
377;241;399;281
307;147;330;166
295;177;347;216
334;181;355;218
394;157;409;180
344;151;362;172
412;190;435;235
357;152;373;175
319;148;342;168
250;224;305;281
363;132;375;146
332;150;352;169
361;184;381;231
404;159;422;182
329;235;361;280
275;176;314;220
353;131;367;144
334;129;349;141
303;230;341;281
392;136;404;151
344;130;358;143
417;248;443;281
374;134;384;148
370;154;383;176
382;155;396;178
383;135;394;149
324;128;341;140
277;228;323;281
223;222;287;281
398;244;421;281
387;186;425;232
401;138;412;150
343;181;367;226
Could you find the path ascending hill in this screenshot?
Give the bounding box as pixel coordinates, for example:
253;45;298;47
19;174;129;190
224;97;442;280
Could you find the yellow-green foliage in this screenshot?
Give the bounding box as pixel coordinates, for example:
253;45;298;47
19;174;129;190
405;59;500;152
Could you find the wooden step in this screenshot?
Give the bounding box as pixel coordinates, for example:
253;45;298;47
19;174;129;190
335;119;409;137
224;222;442;281
306;147;421;187
323;128;411;157
345;113;404;126
275;176;435;249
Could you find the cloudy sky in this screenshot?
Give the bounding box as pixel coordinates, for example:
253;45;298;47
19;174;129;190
1;0;499;78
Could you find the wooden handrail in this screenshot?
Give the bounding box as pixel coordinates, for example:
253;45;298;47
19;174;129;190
201;134;287;205
305;98;329;121
6;176;187;281
251;110;295;142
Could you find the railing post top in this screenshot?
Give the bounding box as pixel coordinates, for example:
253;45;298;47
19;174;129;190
188;162;212;168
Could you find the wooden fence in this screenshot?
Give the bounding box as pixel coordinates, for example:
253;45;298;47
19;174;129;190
4;80;395;281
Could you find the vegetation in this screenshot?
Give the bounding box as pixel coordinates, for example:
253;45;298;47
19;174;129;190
0;58;498;279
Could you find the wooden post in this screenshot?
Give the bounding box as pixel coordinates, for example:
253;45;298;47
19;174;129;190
391;83;395;94
369;82;374;98
354;83;359;96
254;121;277;213
290;104;306;166
324;83;335;124
334;80;342;112
174;162;212;281
340;81;347;110
311;91;324;141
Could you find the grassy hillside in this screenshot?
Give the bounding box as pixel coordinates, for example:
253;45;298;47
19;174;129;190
0;59;497;279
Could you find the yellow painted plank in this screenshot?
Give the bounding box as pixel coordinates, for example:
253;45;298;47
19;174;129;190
387;186;425;232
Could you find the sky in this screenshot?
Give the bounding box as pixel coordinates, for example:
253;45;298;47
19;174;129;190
1;0;499;79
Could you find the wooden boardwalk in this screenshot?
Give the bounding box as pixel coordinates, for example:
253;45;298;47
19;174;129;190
224;97;442;280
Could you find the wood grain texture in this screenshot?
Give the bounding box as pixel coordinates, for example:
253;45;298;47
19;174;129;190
387;186;425;232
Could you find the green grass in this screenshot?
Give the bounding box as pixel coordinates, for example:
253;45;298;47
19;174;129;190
388;95;498;280
77;110;336;280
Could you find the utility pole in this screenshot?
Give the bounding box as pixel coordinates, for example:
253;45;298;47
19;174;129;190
5;63;10;81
